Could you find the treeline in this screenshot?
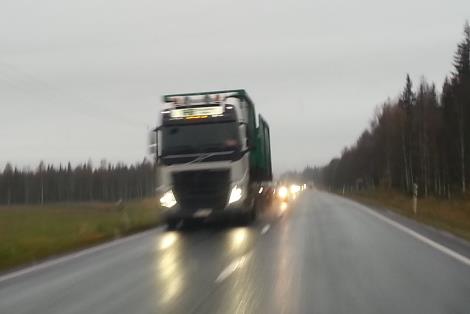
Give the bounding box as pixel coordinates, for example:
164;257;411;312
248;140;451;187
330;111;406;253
315;22;470;198
280;168;318;183
0;159;155;205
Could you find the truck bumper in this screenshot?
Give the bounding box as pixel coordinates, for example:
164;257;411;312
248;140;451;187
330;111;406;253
162;205;252;222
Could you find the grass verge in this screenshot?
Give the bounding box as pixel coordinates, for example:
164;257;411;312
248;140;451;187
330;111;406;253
0;198;161;273
343;189;470;242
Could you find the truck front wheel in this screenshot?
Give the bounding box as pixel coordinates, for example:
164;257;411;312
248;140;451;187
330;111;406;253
239;200;257;225
166;219;179;230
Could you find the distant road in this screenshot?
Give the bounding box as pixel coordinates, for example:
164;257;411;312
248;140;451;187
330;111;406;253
1;191;469;314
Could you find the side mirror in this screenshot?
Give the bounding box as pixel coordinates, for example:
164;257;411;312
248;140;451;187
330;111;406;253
148;129;158;156
239;122;254;150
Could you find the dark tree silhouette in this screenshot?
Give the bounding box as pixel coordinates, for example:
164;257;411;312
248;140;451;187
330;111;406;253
0;159;155;205
312;22;470;198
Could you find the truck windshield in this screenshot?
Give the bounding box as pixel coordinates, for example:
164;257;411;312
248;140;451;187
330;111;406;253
161;122;241;156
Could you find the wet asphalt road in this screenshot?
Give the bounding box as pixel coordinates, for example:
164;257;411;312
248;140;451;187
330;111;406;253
1;191;470;314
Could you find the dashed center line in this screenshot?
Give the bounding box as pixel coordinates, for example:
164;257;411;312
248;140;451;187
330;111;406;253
261;224;271;235
215;224;271;284
215;253;251;283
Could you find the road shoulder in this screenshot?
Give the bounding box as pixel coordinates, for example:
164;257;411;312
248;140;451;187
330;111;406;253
335;193;470;261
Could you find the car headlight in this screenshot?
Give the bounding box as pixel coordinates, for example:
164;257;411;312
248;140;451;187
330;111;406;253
228;185;243;204
160;190;177;208
277;186;288;199
290;184;301;194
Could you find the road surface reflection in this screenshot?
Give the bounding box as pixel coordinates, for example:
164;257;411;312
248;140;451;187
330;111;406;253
155;231;184;305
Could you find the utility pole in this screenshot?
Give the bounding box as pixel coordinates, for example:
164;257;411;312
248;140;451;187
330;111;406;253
412;183;418;214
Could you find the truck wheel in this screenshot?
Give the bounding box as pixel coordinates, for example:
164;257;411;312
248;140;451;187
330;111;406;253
166;219;179;230
238;195;257;225
239;208;256;225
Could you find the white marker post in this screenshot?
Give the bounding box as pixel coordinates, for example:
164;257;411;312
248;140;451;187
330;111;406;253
412;183;418;215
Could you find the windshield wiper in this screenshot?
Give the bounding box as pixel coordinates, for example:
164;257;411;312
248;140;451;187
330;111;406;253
184;152;217;165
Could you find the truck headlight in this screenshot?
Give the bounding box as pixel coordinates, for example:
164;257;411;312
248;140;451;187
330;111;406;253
160;190;177;208
277;186;288;199
228;185;243;204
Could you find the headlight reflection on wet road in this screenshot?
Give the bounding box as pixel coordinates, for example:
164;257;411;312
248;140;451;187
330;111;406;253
279;201;288;215
159;232;178;251
155;232;183;305
230;227;249;252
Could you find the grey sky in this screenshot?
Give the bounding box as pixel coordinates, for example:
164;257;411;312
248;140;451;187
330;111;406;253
1;0;469;174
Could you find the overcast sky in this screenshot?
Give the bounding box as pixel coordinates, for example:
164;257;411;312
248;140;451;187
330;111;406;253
1;0;469;174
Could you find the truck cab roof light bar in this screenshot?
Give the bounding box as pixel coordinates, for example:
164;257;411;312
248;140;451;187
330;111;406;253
163;89;247;102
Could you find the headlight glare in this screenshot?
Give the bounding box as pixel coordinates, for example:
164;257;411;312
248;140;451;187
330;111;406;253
160;190;177;208
229;185;243;204
278;186;288;199
290;184;301;194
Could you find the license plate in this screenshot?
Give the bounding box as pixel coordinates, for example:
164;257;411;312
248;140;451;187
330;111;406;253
193;209;212;218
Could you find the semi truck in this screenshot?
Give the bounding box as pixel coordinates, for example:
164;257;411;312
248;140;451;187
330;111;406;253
151;89;272;228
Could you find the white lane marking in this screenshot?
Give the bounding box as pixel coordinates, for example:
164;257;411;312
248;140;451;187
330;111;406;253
215;253;251;283
261;224;270;235
354;201;470;267
0;227;163;284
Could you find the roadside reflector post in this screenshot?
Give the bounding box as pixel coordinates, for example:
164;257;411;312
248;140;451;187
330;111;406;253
412;183;418;215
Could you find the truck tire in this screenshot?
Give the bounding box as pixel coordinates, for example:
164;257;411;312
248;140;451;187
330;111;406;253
166;219;179;230
239;200;257;225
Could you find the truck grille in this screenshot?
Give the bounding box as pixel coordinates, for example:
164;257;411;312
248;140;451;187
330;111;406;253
172;170;230;209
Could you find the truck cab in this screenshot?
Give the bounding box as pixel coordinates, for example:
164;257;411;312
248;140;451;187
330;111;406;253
152;90;271;228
